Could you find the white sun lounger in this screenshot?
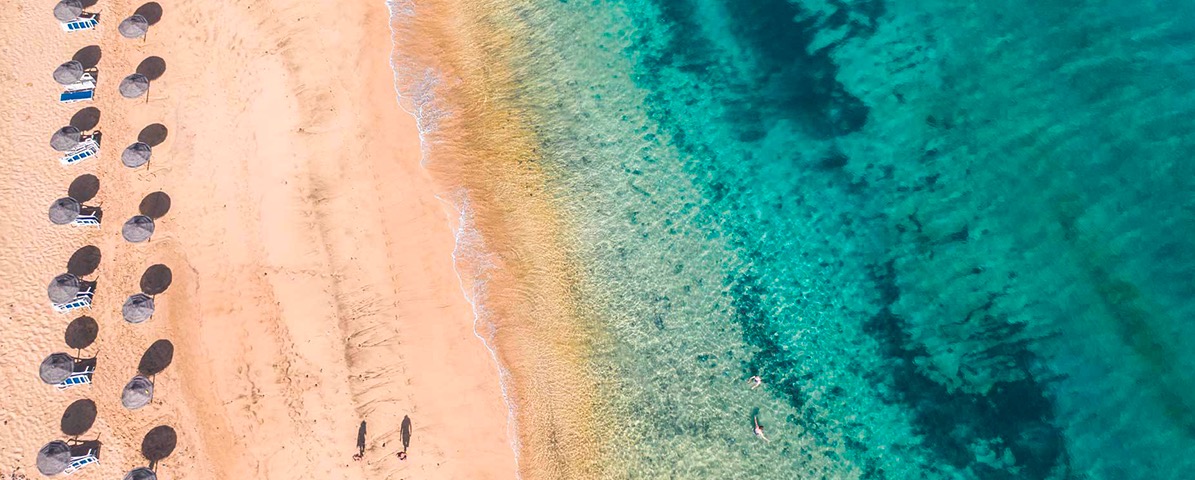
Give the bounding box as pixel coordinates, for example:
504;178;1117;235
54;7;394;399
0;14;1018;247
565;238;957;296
60;16;99;32
63;450;98;474
53;287;94;313
73;214;100;227
60;139;99;166
55;366;94;391
61;73;96;92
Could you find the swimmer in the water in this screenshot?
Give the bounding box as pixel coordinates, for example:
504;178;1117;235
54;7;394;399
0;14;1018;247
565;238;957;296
748;376;763;390
754;416;769;443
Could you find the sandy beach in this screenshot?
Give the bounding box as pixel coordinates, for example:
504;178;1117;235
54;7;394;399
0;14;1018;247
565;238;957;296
0;0;517;478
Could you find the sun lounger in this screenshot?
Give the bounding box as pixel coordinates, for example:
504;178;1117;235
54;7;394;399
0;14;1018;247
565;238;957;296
60;139;99;166
55;366;94;391
60;88;94;103
61;73;97;92
53;287;93;313
63;450;98;474
73;214;100;227
59;74;96;103
60;16;99;32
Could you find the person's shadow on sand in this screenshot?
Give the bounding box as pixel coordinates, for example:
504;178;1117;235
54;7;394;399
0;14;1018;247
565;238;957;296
401;415;412;452
353;421;366;461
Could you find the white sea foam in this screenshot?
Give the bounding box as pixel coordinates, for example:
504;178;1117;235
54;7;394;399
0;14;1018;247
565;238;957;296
384;1;523;476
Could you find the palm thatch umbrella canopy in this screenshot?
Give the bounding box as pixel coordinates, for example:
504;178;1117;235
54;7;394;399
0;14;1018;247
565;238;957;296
124;468;158;480
49;197;82;225
122;293;155;324
39;353;75;384
122;142;152;168
53;0;83;22
118;15;149;39
37;440;72;475
119;73;150;99
53;60;85;86
48;273;81;304
122;215;155;243
50;126;82;152
122;375;154;410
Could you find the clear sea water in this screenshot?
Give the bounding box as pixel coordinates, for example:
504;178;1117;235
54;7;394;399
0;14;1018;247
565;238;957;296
395;0;1195;478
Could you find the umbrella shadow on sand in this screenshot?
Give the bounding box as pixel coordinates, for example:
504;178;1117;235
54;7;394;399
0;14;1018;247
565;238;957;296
135;2;163;25
141;425;176;470
71;45;101;70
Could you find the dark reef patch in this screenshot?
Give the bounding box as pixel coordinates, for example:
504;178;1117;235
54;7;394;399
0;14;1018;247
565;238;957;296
863;261;1070;479
638;0;873;141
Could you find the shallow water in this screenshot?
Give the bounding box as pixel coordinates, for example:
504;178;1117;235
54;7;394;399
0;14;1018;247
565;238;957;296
394;0;1195;478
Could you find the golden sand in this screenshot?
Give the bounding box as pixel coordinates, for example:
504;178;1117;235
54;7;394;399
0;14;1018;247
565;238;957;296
0;0;517;478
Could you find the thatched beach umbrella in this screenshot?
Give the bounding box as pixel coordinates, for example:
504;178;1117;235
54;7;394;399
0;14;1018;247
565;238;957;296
50;126;82;152
53;60;85;86
122;293;155;324
118;15;149;39
122;215;155;243
48;273;81;304
39;353;75;384
121;375;154;410
119;73;150;99
37;440;72;475
49;197;82;225
122;142;152;168
53;0;83;22
124;467;158;480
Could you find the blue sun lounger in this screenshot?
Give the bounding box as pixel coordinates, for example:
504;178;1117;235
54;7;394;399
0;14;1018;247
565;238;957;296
60;140;99;166
60;88;95;103
63;450;98;474
53;287;94;313
60;16;99;32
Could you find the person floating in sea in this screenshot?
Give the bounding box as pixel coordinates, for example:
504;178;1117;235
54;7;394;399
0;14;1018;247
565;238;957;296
748;375;763;390
754;416;770;443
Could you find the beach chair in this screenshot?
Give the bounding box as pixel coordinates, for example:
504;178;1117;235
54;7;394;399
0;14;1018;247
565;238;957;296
55;366;94;391
59;89;94;103
60;16;99;32
62;449;98;474
73;214;100;227
60;139;99;166
53;287;93;313
59;74;96;103
62;73;96;91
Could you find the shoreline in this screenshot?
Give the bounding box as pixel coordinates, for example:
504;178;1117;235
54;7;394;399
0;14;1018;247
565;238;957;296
386;0;611;476
0;0;519;478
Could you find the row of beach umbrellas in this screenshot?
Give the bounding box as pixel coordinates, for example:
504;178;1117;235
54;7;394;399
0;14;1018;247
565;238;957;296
50;125;154;167
48;194;156;241
37;355;155;409
47;273;156;321
55;0;150;39
39;443;156;479
40;3;168;479
51;59;151;98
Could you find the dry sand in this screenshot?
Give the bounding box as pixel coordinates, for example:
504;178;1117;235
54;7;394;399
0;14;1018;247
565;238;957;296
0;0;517;478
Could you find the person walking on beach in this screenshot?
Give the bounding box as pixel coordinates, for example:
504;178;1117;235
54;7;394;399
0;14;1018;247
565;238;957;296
753;416;770;443
748;375;763;390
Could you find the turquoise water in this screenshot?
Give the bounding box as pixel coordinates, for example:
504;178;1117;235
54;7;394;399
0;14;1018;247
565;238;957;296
405;0;1195;477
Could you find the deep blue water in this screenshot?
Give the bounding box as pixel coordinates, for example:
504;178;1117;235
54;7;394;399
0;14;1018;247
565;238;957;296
412;0;1195;477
